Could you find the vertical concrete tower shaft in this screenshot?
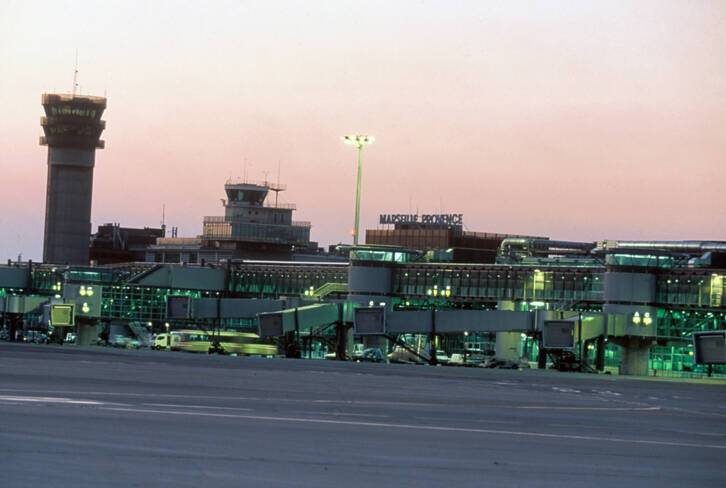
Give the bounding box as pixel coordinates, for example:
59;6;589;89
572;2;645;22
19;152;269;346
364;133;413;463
40;94;106;264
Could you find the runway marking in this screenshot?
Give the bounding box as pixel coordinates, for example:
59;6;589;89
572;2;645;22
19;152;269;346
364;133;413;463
143;403;253;412
414;416;520;425
0;395;105;406
99;406;726;450
594;390;622;396
552;387;581;394
329;412;390;418
0;389;663;413
0;389;439;408
514;406;660;411
290;411;391;419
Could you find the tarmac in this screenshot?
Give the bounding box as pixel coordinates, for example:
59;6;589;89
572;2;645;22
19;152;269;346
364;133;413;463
0;342;724;487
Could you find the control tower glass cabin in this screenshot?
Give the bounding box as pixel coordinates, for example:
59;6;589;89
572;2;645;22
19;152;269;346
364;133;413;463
40;94;106;265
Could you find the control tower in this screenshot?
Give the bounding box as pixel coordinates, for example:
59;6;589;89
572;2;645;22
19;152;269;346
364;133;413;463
40;93;106;264
199;179;313;259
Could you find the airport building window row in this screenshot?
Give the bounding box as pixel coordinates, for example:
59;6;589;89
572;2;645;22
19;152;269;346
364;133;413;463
229;266;348;296
393;267;604;303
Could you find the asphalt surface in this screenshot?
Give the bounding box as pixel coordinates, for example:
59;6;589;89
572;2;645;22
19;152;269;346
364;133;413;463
0;343;725;487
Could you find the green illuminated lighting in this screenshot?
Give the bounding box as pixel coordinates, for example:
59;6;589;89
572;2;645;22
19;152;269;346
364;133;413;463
632;312;641;325
81;302;90;313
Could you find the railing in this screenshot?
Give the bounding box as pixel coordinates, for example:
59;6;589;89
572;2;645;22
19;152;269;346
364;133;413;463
203;216;308;226
222;202;297;210
202;220;310;245
225;178;287;191
203;216;227;223
308;282;348;298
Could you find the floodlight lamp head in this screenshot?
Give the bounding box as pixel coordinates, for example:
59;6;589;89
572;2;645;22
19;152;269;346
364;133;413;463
342;134;375;148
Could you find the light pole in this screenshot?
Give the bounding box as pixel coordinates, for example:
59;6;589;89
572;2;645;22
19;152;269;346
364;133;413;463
342;134;374;245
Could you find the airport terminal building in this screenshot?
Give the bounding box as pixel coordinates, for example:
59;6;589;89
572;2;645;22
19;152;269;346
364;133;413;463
17;92;726;377
2;228;725;377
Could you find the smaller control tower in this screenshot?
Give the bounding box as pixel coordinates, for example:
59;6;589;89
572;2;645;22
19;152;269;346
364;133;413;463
40;93;106;264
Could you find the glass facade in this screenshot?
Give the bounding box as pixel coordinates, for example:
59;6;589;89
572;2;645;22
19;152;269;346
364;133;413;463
393;265;604;303
202;219;311;246
229;264;348;297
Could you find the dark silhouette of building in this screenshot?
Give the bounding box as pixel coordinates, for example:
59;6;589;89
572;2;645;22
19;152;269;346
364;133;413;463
90;223;165;264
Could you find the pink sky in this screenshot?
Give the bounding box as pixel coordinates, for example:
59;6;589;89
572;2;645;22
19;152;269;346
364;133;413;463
1;1;724;260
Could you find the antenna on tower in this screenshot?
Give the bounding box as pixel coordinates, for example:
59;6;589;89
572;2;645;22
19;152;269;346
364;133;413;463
161;204;166;237
269;160;284;208
72;50;79;96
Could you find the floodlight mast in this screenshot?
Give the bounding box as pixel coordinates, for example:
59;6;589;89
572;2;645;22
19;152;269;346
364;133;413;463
342;134;375;245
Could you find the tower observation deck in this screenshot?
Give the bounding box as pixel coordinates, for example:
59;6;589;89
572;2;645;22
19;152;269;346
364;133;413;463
40;93;107;265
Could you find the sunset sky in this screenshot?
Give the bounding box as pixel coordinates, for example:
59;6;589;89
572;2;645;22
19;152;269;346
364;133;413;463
0;0;724;260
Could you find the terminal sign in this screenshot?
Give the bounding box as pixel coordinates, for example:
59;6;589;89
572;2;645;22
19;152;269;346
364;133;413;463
379;213;463;225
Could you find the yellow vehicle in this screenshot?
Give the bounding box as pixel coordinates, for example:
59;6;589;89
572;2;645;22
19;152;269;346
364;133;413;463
174;330;212;353
209;331;277;356
173;329;277;356
153;330;209;351
152;332;179;350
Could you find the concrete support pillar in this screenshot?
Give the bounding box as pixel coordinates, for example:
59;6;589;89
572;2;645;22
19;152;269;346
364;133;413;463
335;323;348;360
495;300;521;361
76;321;97;346
346;327;355;356
537;337;547;369
619;338;651;376
495;332;521;362
595;336;606;371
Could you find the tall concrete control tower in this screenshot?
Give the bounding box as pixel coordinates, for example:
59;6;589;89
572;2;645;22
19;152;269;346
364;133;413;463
40;93;106;264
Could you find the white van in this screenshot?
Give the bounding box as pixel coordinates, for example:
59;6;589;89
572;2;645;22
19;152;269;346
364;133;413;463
152;333;179;350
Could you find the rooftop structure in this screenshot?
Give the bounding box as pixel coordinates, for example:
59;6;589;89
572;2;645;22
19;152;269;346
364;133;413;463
89;223;165;265
147;179;315;263
366;217;547;264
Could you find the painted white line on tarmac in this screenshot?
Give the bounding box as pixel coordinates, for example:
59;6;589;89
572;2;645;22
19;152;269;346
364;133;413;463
99;406;726;450
289;411;390;419
0;388;662;413
414;416;520;425
514;406;660;411
143;403;253;412
0;395;105;405
0;388;439;408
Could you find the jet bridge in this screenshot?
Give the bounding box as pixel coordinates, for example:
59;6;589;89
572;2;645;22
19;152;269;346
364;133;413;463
258;303;348;359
